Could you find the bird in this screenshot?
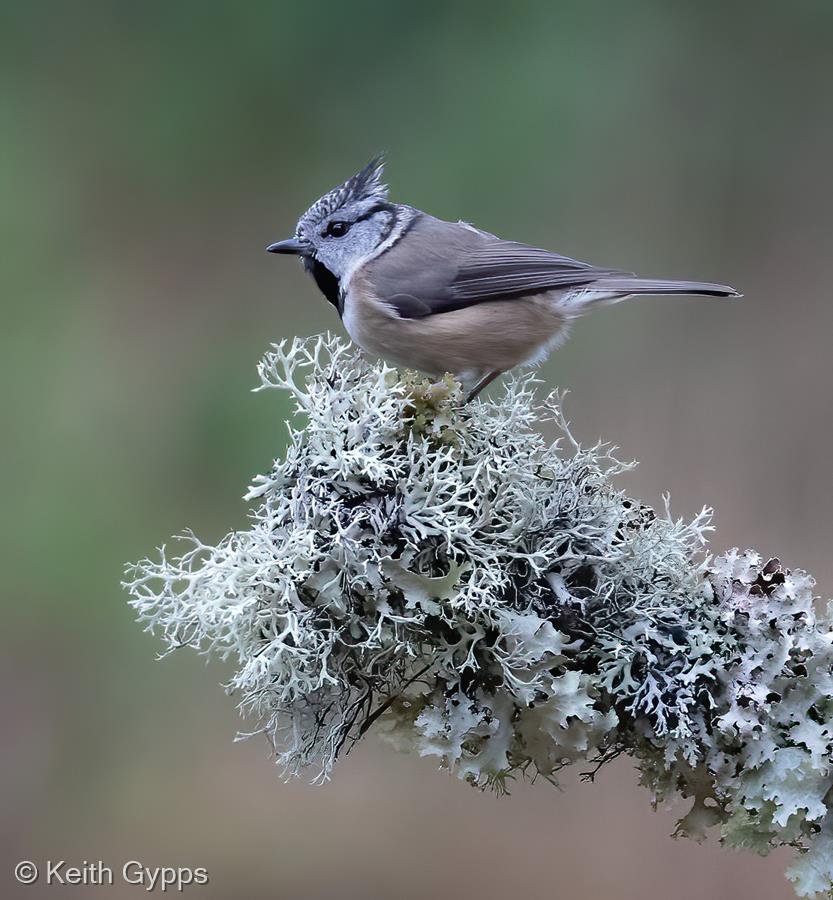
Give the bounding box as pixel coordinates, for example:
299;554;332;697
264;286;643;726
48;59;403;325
267;156;739;401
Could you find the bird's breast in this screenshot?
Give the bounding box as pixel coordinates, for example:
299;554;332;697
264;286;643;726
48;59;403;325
342;269;570;378
341;273;400;357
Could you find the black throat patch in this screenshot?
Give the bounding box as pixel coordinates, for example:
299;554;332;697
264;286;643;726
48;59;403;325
304;257;343;316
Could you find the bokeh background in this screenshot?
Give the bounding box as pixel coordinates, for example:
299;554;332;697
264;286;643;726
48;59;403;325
3;2;832;898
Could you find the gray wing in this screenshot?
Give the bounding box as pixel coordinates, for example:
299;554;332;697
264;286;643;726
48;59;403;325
450;242;627;303
365;213;627;320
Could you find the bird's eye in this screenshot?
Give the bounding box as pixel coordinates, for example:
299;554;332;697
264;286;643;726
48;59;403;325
325;221;350;238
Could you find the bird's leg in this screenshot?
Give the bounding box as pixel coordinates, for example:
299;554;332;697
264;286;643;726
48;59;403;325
464;369;503;403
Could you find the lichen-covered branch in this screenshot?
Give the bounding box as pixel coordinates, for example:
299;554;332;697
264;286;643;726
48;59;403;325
124;334;833;898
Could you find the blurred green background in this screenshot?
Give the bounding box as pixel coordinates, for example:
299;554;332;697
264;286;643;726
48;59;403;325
2;2;832;898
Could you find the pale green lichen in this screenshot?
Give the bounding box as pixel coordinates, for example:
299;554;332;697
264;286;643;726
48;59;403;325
124;334;833;898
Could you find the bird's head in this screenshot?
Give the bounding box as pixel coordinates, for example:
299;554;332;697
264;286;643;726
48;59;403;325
267;155;399;284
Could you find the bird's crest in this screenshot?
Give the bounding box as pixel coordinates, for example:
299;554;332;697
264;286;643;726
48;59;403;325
296;155;388;237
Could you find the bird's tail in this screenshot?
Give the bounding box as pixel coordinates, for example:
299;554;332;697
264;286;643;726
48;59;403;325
564;277;740;312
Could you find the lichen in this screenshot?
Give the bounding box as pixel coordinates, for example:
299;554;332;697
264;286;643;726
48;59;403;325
124;334;833;898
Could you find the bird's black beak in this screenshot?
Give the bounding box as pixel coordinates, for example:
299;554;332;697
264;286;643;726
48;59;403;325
266;237;307;255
